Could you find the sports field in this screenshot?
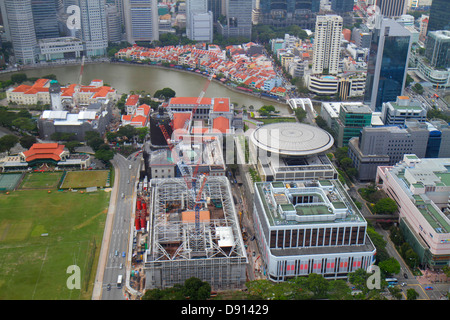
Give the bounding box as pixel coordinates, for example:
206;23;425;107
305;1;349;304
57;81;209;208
0;173;23;191
19;172;63;189
0;188;110;300
61;170;110;189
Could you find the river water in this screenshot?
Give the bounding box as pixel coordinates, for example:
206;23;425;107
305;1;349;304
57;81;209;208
0;63;291;114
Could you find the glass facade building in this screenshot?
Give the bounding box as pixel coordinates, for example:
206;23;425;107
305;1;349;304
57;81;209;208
425;31;450;69
364;19;412;112
427;0;450;32
31;0;59;39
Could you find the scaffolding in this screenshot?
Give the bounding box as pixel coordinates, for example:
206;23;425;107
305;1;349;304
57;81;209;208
144;176;248;290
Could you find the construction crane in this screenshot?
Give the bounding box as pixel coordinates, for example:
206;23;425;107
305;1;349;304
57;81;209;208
73;56;85;107
157;70;215;250
185;71;215;134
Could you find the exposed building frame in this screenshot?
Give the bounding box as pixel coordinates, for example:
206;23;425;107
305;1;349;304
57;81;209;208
144;176;248;290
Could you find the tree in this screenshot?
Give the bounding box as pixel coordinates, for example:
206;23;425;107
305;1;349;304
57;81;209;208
12;117;36;132
117;125;137;140
11;73;27;84
65;140;81;153
87;137;104;152
19;135;37;149
412;83;424;94
378;257;401;275
406;288;419;300
339;157;353;170
373;198;398;215
258;105;276;117
0;134;19;154
305;273;329;299
94;148;114;163
154;87;176;100
348;268;371;294
182;277;211;300
388;286;403;300
294;108;307;122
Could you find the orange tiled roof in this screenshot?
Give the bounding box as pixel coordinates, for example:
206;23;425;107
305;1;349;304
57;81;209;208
169;97;212;105
213;98;230;112
212;116;230;134
172;112;191;130
22;143;65;162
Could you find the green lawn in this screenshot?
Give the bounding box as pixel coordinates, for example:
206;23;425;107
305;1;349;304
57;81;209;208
19;172;63;189
0;189;110;299
61;170;110;189
258;117;297;124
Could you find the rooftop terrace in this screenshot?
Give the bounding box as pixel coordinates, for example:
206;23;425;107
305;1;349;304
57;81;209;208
255;179;365;226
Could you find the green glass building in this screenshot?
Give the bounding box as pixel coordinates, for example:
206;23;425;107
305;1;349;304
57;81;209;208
334;103;372;148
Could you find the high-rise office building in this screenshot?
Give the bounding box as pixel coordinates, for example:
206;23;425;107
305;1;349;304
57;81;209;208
186;0;213;42
375;0;407;17
31;0;60;40
207;0;223;22
259;0;320;29
364;18;412;112
1;0;37;64
312;15;343;75
425;30;450;70
79;0;108;56
331;0;354;13
106;4;122;43
427;0;450;32
124;0;159;43
218;0;252;39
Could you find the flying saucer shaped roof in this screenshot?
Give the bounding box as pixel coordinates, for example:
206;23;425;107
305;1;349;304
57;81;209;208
250;122;334;156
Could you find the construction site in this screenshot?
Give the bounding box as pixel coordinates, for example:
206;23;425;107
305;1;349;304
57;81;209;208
143;176;248;290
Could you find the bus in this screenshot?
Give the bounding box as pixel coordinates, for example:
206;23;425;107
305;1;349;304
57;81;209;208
117;275;123;288
385;278;398;286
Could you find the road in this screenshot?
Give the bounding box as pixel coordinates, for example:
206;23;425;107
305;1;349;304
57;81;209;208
93;153;140;300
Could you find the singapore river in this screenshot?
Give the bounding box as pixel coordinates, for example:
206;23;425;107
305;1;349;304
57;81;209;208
0;62;291;114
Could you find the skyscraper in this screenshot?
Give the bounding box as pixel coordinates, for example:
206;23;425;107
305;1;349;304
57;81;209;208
186;0;213;42
427;0;450;32
1;0;37;64
219;0;252;39
364;18;412;112
312;15;343;75
106;4;122;43
375;0;407;17
79;0;108;56
124;0;159;43
259;0;320;29
425;30;450;69
31;0;60;39
331;0;354;13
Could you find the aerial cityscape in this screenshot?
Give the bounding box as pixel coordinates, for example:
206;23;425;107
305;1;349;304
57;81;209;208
0;0;449;305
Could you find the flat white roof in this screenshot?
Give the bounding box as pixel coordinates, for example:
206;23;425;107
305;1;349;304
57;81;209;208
251;122;334;156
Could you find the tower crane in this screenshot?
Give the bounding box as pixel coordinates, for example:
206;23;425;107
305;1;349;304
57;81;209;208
156;70;215;250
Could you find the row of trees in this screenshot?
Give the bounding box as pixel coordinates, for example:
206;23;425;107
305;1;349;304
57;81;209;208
142;267;421;301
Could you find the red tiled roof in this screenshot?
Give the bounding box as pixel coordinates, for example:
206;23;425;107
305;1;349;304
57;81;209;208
212;116;230;134
172;112;191;131
22;143;65;162
169;97;212;105
213;98;230;112
125;94;140;106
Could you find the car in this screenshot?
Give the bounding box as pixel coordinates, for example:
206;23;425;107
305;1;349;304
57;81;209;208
122;251;126;258
107;284;111;291
115;250;118;256
120;263;123;269
404;273;408;279
425;286;433;290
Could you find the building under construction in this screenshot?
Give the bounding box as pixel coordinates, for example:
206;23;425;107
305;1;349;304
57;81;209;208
144;176;248;290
